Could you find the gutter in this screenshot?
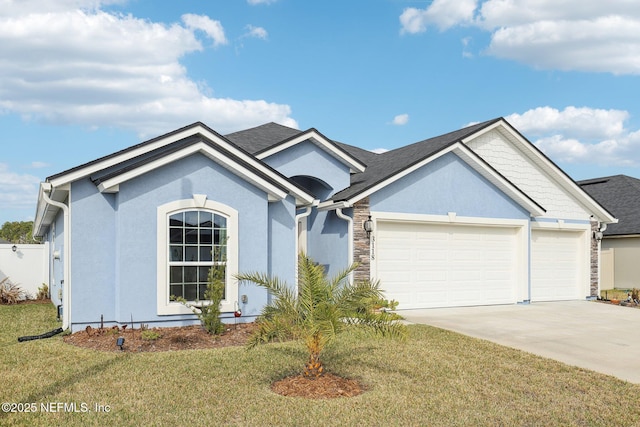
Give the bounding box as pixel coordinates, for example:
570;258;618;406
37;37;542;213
40;183;71;330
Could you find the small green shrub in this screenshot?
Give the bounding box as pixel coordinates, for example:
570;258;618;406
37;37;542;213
141;330;161;341
196;264;225;335
36;283;49;300
0;277;24;304
173;262;226;335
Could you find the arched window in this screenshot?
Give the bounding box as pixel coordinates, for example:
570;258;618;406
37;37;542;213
157;197;238;315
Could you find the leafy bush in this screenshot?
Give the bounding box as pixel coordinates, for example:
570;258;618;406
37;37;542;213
141;330;161;341
0;277;24;304
36;283;49;300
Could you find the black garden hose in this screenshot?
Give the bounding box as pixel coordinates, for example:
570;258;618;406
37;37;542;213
17;327;64;342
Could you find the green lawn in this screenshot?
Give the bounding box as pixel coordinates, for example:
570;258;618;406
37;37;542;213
2;303;640;426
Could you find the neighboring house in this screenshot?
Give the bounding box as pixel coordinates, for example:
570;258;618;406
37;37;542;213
33;118;616;332
579;175;640;290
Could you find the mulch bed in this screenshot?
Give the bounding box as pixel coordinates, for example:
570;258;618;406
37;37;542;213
64;322;258;352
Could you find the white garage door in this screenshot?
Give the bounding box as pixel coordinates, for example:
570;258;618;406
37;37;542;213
531;229;583;301
375;221;519;309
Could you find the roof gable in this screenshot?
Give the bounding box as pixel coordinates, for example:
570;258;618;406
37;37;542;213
327;138;545;216
256;129;366;174
465;119;615;223
34;122;316;236
45;122;313;204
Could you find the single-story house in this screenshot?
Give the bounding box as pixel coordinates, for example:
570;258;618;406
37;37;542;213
579;175;640;290
33;118;616;331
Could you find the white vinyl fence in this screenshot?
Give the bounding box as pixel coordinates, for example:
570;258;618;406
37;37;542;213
0;243;49;299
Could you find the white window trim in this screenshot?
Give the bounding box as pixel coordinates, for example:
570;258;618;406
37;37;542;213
157;197;238;315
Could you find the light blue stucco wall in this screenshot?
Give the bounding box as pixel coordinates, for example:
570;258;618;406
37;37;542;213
268;196;297;291
370;153;529;220
70;179;117;324
262;140;351;197
306;209;350;279
68;153;296;331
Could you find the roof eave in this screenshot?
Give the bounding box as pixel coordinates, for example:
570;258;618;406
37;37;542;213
255;128;367;173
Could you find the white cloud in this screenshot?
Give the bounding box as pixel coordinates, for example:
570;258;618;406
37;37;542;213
247;0;277;4
505;106;640;167
400;0;477;32
392;114;409;126
0;163;41;210
399;0;640;74
244;25;268;40
0;1;297;138
506;107;628;140
28;162;50;169
182;14;228;47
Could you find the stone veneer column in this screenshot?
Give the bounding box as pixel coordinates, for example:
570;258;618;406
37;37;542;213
590;220;599;298
353;197;371;282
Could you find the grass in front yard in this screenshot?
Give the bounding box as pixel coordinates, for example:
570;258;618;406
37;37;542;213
2;303;640;426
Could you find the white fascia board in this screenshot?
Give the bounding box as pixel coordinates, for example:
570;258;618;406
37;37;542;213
255;130;367;173
34;183;70;237
463;120;616;223
48;124;314;205
97;142;289;201
48;125;213;188
346;142;544;217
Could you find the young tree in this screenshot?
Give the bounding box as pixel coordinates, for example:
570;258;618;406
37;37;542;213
237;254;407;378
0;221;38;243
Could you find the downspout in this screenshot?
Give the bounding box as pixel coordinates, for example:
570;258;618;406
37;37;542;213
596;222;607;298
41;183;71;330
335;207;354;283
294;201;318;293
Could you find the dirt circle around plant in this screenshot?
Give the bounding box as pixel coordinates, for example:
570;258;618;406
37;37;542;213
271;373;364;399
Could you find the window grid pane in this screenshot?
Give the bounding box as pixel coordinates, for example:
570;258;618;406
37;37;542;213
168;209;228;301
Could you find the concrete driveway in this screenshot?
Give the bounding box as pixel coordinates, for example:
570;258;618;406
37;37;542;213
401;300;640;384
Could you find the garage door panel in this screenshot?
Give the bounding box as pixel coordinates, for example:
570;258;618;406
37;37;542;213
531;229;583;302
376;221;519;309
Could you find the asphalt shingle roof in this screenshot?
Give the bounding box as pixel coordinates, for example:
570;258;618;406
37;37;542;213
223;119;503;202
225;122;302;154
579;175;640;236
331;118;501;201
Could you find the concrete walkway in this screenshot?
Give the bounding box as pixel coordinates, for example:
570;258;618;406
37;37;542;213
400;300;640;384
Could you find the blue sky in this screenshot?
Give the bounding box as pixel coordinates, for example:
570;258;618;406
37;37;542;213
2;0;640;225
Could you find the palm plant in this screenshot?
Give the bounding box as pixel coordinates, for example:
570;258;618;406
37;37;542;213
236;254;407;378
